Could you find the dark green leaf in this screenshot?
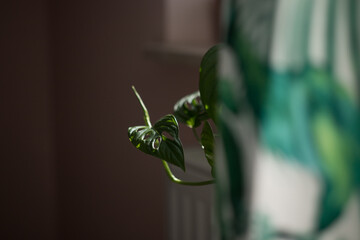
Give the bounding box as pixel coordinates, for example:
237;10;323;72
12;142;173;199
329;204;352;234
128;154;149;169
201;121;215;177
128;114;185;171
199;45;221;122
173;91;209;128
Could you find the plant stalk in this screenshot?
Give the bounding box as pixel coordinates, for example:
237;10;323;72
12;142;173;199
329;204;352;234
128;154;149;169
192;127;201;143
162;161;215;186
132;85;152;127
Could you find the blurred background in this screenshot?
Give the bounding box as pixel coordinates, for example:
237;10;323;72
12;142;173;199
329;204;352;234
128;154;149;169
1;0;218;239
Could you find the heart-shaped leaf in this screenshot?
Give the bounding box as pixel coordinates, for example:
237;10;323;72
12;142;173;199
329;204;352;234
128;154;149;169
128;114;185;171
201;121;215;177
173;91;209;128
199;45;221;123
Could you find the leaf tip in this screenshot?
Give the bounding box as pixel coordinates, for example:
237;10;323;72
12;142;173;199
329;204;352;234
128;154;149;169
180;164;186;172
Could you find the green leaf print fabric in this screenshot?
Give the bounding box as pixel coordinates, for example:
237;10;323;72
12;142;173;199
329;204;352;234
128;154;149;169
217;0;360;239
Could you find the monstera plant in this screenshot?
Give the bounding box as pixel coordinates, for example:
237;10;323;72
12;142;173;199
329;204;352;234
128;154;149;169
128;45;220;186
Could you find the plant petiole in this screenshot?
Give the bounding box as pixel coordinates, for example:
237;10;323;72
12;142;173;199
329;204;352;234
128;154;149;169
132;85;152;127
162;160;215;186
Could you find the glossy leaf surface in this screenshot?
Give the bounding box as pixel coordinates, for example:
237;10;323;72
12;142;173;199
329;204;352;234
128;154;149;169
199;45;221;122
128;114;185;171
201;121;215;177
173;91;209;128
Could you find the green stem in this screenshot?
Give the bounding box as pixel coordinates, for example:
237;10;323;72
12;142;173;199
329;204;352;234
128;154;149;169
132;85;152;127
162;160;215;186
192;127;201;143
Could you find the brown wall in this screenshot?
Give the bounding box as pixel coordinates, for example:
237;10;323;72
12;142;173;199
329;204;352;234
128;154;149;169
1;0;200;239
1;0;56;239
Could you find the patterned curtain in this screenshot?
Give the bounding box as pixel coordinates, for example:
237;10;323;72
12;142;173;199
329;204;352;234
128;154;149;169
217;0;360;239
